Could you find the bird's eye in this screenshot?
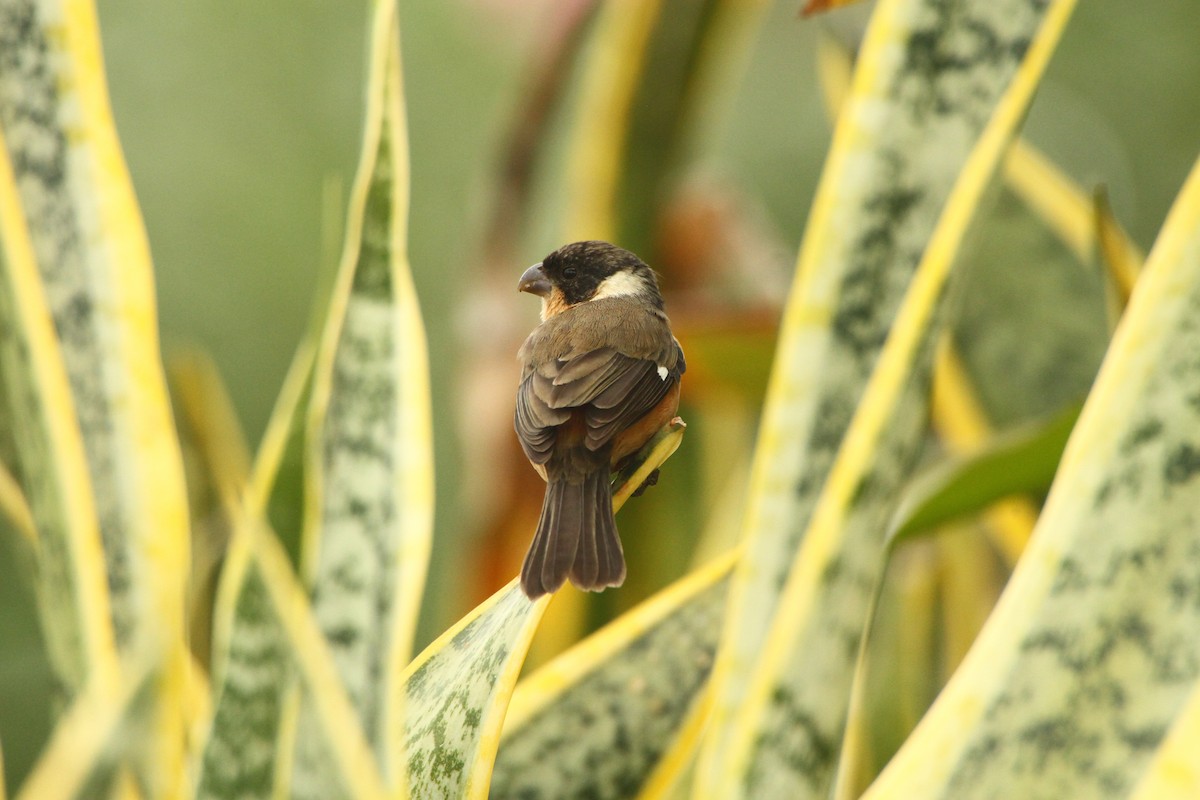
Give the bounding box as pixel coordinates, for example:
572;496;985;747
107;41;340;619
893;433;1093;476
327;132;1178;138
563;266;577;279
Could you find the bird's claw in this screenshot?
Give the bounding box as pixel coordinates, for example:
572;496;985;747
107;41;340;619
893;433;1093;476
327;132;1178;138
631;468;660;497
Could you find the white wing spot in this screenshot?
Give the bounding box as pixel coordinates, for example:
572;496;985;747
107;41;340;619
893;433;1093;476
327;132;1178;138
657;365;668;381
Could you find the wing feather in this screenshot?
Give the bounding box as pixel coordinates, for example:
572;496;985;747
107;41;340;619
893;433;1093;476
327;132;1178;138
515;332;685;460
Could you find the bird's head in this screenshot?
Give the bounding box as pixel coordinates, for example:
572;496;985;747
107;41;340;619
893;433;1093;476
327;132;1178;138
519;241;663;320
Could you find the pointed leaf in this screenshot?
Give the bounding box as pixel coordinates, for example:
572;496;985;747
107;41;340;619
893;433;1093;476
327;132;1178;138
400;420;685;799
1094;184;1144;307
699;0;1078;796
0;0;190;656
0;2;190;791
291;2;433;789
862;153;1200;798
0;459;35;550
198;515;387;800
251;337;318;560
491;550;737;799
561;0;665;240
402;585;549;800
929;345;1040;565
1129;680;1200;800
169;350;251;671
14;659;155;800
888;401;1081;546
0;114;118;700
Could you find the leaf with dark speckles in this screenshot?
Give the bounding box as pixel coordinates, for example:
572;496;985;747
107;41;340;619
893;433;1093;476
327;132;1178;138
862;155;1200;799
699;0;1076;797
491;551;736;800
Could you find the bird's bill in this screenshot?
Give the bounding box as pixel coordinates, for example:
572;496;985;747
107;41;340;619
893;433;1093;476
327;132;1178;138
518;262;551;297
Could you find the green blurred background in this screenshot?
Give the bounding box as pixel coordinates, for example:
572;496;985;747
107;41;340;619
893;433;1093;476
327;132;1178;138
2;0;1199;791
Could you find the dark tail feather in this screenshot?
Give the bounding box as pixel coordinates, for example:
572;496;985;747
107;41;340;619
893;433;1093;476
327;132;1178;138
574;469;624;591
520;470;625;599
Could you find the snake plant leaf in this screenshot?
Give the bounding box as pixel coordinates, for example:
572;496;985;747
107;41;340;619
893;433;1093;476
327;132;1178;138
698;0;1077;796
613;0;765;253
13;657;156;800
198;515;387;800
1129;681;1200;800
291;2;433;790
561;0;666;241
0;459;35;550
861;153;1200;798
1094;185;1144;308
400;420;685;799
0;121;118;700
816;27;1040;568
169;350;252;516
168;351;251;676
887;401;1081;546
490;550;737;800
0;1;191;791
929;346;1040;565
401;585;549;800
0;0;190;658
251;336;318;564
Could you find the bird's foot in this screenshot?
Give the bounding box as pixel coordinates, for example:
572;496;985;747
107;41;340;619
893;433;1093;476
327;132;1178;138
631;468;660;497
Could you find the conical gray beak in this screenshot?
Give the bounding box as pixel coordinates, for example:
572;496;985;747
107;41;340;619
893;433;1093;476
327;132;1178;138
518;262;551;297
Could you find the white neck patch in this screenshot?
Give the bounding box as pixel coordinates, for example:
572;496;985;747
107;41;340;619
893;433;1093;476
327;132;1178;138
591;270;645;301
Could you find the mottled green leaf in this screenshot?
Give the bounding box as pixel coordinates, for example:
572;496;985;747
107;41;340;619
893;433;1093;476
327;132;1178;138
0;2;191;791
0;0;189;660
951;184;1110;429
1129;680;1200;800
198;518;387;800
400;420;686;799
403;585;548;800
292;1;433;791
491;551;737;799
888;402;1081;545
699;0;1078;796
862;154;1200;798
252;337;317;564
196;535;292;800
0;93;118;700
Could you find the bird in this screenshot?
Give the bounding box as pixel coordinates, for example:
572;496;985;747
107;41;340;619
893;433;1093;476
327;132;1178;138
514;241;685;600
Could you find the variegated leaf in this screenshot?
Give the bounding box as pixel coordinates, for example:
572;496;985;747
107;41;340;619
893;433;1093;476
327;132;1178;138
291;0;433;791
198;517;387;800
861;153;1200;798
402;585;548;800
168;351;250;671
0;457;35;550
1129;680;1200;800
14;658;155;800
401;421;686;799
0;97;118;701
0;0;190;791
0;0;189;656
560;0;665;242
698;0;1077;796
491;551;737;799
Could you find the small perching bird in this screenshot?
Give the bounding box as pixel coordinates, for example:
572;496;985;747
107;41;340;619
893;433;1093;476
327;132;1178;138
514;241;686;599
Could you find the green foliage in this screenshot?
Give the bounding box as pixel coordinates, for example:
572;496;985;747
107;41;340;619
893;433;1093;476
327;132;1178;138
888;402;1081;546
2;0;1200;798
